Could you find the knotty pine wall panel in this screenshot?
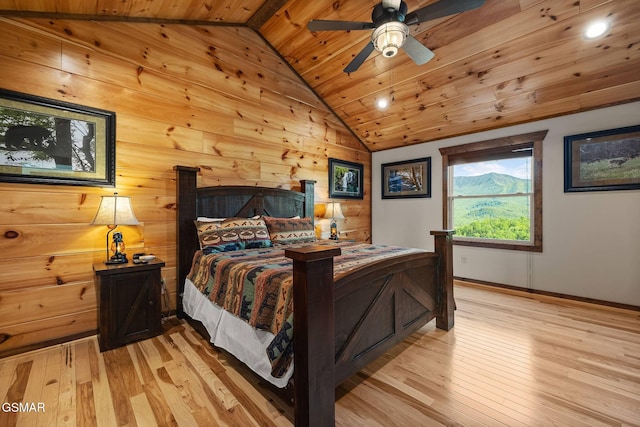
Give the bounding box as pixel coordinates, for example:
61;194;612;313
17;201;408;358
0;311;97;353
0;18;370;356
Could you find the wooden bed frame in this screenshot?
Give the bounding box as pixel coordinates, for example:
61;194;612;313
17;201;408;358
175;166;454;427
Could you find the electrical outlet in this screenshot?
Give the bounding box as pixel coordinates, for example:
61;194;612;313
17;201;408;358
461;256;467;264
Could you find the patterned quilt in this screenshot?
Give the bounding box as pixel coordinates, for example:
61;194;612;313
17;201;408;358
187;241;424;377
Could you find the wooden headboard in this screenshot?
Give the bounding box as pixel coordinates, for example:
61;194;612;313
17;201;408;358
174;166;316;317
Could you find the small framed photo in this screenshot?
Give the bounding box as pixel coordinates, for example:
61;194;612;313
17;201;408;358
0;88;116;187
564;124;640;192
381;157;431;199
329;158;363;199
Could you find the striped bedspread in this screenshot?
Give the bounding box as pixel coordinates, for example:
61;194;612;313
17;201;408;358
187;242;424;377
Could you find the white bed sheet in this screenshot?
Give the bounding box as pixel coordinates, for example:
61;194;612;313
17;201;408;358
182;278;293;388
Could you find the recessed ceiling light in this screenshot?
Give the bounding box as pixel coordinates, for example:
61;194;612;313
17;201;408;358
377;98;389;109
584;20;609;39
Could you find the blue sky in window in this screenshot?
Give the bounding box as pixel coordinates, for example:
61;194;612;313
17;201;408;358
454;158;531;179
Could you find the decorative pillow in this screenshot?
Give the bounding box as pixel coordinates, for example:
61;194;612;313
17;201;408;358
195;217;271;250
196;216;226;222
219;217;272;249
194;219;225;249
263;216;316;245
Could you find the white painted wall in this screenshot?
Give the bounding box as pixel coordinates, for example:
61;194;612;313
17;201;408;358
372;102;640;306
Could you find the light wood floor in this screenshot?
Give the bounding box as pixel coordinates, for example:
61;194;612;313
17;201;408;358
1;281;639;426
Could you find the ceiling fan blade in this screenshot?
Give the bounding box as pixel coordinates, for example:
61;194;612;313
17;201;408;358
308;20;374;32
405;0;485;25
344;41;375;73
381;0;402;10
402;35;435;65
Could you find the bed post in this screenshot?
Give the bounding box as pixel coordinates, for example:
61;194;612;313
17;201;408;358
299;179;316;218
174;166;200;319
431;230;455;330
285;246;341;427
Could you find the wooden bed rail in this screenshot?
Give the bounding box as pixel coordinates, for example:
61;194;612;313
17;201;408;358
285;229;454;427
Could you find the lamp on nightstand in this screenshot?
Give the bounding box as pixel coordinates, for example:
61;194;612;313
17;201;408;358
323;201;345;240
91;192;139;264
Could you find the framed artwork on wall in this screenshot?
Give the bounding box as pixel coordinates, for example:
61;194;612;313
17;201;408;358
329;158;363;199
381;157;431;199
564;124;640;192
0;88;116;187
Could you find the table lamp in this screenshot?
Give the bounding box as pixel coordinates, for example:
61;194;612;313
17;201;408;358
91;192;140;264
323;201;345;240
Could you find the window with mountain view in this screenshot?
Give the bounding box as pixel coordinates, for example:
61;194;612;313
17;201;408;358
439;131;547;252
451;158;532;240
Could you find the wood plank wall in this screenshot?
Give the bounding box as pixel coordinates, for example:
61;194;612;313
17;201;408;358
0;17;371;357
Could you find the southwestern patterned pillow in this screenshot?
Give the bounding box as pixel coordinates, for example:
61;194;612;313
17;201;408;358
194;218;225;250
195;217;271;251
263;216;316;245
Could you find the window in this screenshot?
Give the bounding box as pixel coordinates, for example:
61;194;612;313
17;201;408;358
439;131;547;252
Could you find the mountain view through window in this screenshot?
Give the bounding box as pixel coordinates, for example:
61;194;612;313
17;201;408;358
451;157;532;242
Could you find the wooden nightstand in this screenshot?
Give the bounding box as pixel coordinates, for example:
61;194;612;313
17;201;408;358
93;258;165;352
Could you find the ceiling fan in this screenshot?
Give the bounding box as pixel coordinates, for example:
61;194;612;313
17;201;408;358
307;0;485;73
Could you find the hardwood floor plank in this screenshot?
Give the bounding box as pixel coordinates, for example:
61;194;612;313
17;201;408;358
162;356;224;425
0;360;31;427
130;393;159;427
151;334;175;364
155;329;232;426
115;345;145;398
35;348;61;427
335;380;390;427
572;359;640;394
1;282;638;426
74;341;92;385
87;340;118;427
136;337;166;371
352;372;459;426
153;365;200;426
169;332;238;411
128;342;178;427
15;352;46;427
0;356;19;403
166;332;263;427
76;381;97;427
103;348;138;426
179;325;291;426
58;344;77;426
452;283;640;427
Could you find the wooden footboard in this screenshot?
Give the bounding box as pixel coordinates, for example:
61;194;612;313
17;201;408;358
285;230;454;427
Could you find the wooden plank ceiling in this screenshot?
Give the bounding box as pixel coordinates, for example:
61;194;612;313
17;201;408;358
1;0;639;152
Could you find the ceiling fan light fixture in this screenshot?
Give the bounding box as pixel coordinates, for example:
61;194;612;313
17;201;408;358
372;22;409;58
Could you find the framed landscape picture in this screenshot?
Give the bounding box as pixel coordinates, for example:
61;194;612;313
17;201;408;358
329;158;363;199
0;89;116;187
564;125;640;192
381;157;431;199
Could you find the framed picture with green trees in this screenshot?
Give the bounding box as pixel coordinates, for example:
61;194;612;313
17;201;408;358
329;158;363;199
564;125;640;192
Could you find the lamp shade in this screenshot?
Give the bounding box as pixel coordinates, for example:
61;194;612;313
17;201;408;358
323;202;345;220
91;193;140;226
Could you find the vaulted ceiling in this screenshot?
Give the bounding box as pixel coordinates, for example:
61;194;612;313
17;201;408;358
1;0;639;152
